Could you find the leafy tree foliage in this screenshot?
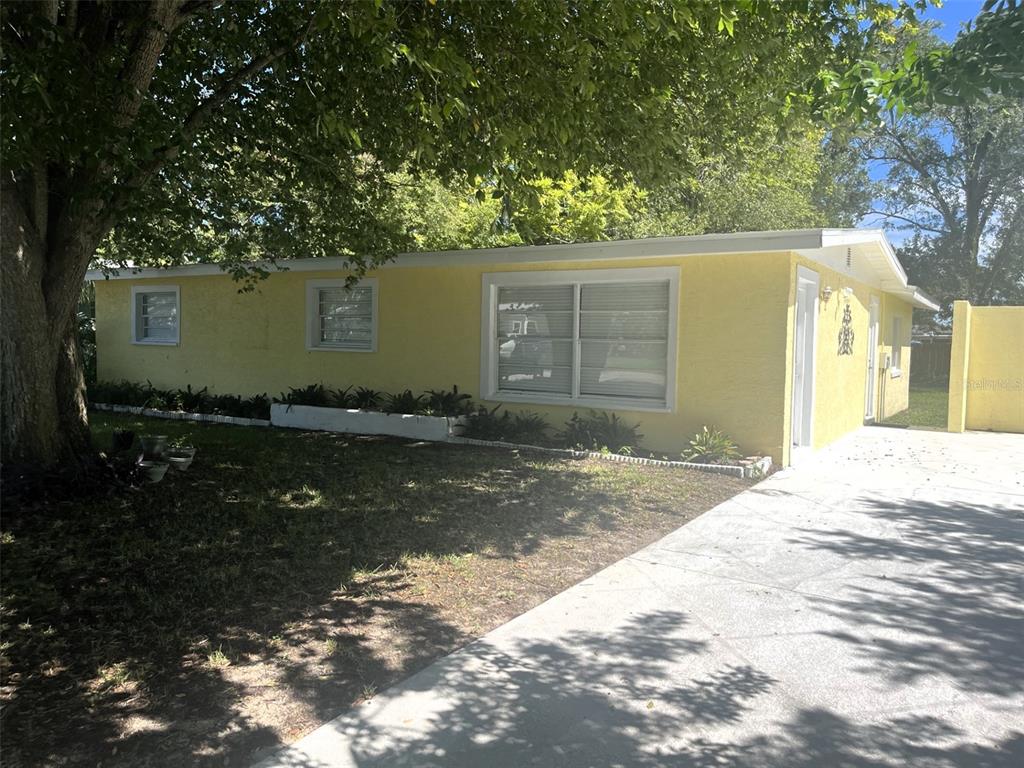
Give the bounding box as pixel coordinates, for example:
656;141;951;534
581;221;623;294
817;0;1024;119
386;128;872;251
0;0;912;467
627;129;872;236
856;29;1024;321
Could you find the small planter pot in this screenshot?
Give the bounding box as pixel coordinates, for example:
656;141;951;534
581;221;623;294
139;460;170;484
165;447;196;472
140;435;168;459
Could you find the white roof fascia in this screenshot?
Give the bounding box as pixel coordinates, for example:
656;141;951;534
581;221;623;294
84;228;938;311
84;229;829;281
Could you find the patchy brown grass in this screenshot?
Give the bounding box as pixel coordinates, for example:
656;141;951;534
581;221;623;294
1;413;749;767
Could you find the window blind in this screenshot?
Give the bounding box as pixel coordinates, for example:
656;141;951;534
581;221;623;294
137;291;177;341
318;286;374;350
492;277;671;406
496;284;574;395
579;282;669;401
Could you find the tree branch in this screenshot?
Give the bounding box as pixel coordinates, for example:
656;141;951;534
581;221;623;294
867;209;946;234
173;0;218;30
112;1;181;130
119;8;318;199
879;121;960;230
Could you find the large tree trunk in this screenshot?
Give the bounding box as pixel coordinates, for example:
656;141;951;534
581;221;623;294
1;186;93;470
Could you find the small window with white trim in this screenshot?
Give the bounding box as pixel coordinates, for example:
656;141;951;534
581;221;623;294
306;278;378;352
482;267;678;410
891;315;903;375
132;286;179;344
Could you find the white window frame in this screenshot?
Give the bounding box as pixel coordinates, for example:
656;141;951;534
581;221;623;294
480;267;679;412
130;285;180;345
305;278;379;353
890;315;903;378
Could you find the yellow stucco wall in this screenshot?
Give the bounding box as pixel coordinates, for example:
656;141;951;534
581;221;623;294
781;256;913;464
879;293;913;420
948;302;1024;433
95;249;920;464
95;252;794;462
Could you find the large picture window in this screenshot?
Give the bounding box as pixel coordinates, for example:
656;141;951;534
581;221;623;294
482;268;678;410
131;285;179;345
306;278;378;352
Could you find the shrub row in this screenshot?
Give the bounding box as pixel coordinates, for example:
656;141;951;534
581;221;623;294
88;380;741;462
275;383;473;417
88;380;643;451
89;381;272;420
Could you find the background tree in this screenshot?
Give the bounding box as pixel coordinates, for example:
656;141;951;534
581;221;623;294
856;29;1024;322
0;0;922;468
383;124;872;251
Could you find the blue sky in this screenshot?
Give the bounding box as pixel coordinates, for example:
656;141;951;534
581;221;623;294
862;1;984;241
918;0;985;40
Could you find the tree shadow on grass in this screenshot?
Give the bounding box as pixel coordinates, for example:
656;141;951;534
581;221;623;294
1;415;741;767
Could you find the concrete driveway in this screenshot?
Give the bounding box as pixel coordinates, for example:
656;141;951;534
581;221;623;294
258;428;1024;767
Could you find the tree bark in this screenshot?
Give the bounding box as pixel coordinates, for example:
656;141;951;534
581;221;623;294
1;185;93;469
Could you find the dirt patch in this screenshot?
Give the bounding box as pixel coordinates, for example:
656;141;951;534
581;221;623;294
1;413;749;767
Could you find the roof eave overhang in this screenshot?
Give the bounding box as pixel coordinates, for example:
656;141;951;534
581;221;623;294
84;228;939;312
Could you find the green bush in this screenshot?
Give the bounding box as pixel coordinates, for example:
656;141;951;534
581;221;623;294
462;405;550;444
89;380;271;419
462;404;507;441
383;389;426;415
175;385;210;413
559;411;642;453
681;426;742;464
351;387;382;410
424;385;473;416
276;384;332;407
240;394;271;420
507;412;550;443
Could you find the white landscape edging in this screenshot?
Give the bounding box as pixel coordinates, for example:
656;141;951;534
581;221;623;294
90;402;271;427
270;403;467;442
450;436;773;479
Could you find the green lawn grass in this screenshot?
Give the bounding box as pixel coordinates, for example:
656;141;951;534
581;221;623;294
881;385;949;430
1;412;747;768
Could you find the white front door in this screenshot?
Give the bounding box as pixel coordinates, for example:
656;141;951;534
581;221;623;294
865;297;880;420
791;267;819;462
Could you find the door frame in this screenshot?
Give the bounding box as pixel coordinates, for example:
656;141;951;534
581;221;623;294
790;266;820;463
865;296;880;421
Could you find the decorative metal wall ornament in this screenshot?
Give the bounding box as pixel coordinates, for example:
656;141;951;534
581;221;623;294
838;302;855;356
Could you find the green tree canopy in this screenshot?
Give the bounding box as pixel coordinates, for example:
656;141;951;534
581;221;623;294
0;0;923;467
854;27;1024;321
383;126;872;252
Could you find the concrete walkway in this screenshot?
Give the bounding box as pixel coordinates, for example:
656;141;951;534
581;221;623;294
258;428;1024;767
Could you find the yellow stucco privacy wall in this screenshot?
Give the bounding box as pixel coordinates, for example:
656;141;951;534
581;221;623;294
947;301;1024;433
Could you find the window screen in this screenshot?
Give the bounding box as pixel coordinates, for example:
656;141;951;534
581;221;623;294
134;290;178;343
492;276;672;406
315;285;374;350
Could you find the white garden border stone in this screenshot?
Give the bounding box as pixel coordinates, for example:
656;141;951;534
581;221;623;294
270;403;467;442
449;436;772;479
90;402;271;427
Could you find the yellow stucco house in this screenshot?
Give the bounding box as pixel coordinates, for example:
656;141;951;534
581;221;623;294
89;228;938;466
